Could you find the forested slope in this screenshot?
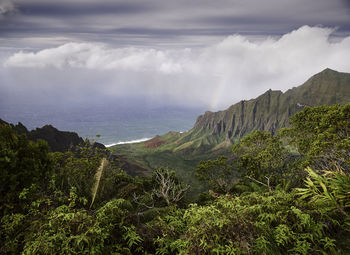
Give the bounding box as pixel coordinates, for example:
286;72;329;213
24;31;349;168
1;103;350;254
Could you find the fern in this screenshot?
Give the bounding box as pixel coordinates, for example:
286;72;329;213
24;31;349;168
122;225;143;249
297;167;350;217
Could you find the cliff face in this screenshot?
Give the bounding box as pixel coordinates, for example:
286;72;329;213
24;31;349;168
175;68;350;152
0;120;84;152
193;89;284;138
27;125;85;152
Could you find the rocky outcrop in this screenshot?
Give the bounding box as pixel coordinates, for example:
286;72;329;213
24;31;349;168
0;120;84;152
1;120;150;177
26;125;84;152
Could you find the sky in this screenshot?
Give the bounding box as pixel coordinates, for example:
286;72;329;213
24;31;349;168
1;0;350;111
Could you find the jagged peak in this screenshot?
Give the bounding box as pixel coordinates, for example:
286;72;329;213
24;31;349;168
320;68;338;73
262;89;282;95
192;68;349;141
299;68;345;91
310;68;339;80
40;124;56;129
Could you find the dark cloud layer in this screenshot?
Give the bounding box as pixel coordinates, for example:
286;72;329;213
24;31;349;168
18;2;155;17
0;0;349;49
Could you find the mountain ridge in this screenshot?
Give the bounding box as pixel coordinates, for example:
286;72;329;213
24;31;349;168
171;68;350;153
0;120;85;152
111;68;350;181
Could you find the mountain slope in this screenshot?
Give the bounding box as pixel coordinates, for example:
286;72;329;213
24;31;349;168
27;125;85;152
0;119;149;177
0;120;84;152
111;68;350;178
171;68;350;153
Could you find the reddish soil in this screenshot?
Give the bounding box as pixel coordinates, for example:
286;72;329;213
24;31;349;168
144;136;167;148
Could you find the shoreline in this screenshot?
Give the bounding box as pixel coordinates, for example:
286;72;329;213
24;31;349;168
104;137;152;148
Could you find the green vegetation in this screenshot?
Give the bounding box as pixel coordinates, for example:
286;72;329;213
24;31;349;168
0;125;53;215
151;189;348;254
111;132;222;198
110;68;350;195
232;131;288;191
175;68;350;153
196;156;238;193
1;103;350;254
281;104;350;172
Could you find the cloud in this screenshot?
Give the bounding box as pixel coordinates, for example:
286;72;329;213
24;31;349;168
1;0;349;50
0;0;16;19
3;26;350;109
196;26;350;107
5;42;193;74
18;1;155;17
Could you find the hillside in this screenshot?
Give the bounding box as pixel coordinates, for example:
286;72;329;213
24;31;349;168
111;68;350;184
0;120;149;177
0;120;84;152
173;68;350;153
2;103;350;254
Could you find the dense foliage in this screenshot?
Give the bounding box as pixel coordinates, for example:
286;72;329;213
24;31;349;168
1;103;350;254
281;104;350;172
0;125;53;216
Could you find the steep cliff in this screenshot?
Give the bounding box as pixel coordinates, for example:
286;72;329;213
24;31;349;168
109;68;350;185
172;68;350;153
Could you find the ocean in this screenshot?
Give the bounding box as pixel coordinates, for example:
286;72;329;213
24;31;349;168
0;104;204;146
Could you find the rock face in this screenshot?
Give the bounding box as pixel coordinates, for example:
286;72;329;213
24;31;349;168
27;125;84;152
0;120;84;152
175;68;350;152
1;119;149;177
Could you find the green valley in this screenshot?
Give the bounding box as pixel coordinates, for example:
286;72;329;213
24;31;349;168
1;68;350;254
111;68;350;190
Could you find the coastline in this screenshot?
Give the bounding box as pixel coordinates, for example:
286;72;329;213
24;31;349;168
105;137;152;148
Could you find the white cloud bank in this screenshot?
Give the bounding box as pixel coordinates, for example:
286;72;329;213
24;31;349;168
5;43;192;74
4;26;350;109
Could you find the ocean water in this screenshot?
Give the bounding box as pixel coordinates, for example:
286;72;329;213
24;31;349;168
0;104;204;146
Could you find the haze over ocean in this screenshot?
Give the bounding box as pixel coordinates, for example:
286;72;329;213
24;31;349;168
0;104;203;146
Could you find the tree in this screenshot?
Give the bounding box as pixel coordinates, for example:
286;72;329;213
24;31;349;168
152;168;189;206
196;156;238;193
232;131;288;191
51;142;123;207
280;103;350;172
0;125;52;215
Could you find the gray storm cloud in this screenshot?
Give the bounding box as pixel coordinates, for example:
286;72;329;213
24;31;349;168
1;0;349;50
3;26;350;110
0;0;16;19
